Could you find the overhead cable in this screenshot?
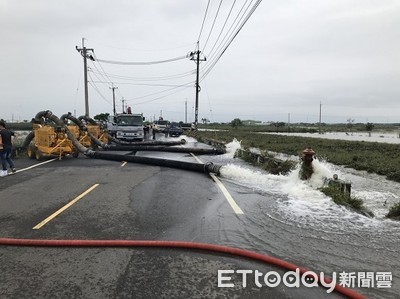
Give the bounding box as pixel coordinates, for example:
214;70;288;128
89;81;194;88
133;83;194;105
89;68;196;82
205;0;237;56
125;83;193;103
93;53;189;65
202;0;252;69
87;73;112;105
197;0;211;46
202;0;262;80
202;0;224;51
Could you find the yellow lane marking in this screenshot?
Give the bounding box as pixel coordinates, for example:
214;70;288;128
190;153;244;215
32;184;100;230
121;161;128;167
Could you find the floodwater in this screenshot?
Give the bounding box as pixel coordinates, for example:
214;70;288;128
264;131;400;144
207;139;400;299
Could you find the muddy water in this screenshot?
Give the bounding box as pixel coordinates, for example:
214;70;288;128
208;140;400;299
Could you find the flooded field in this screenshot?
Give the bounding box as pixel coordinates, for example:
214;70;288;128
264;131;400;144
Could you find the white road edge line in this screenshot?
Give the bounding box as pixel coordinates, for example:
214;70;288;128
11;158;58;174
190;153;244;215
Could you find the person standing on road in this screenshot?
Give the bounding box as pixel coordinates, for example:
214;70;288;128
0;121;16;177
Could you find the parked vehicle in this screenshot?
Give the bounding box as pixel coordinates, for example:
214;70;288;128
166;122;183;137
107;113;145;141
180;123;194;132
153;120;170;133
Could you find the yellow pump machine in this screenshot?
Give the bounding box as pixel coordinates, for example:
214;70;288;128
27;124;79;160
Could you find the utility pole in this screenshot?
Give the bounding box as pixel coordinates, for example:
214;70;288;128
121;98;126;114
110;84;118;116
319;101;322;134
185;99;188;123
76;38;94;116
189;49;206;131
288;113;290;133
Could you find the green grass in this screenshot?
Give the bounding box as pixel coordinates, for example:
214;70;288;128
319;186;374;217
198;129;400;218
387;202;400;220
198;130;400;183
237;149;296;175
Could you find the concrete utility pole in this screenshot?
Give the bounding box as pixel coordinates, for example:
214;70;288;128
110;84;118;116
185;99;188;123
189;49;206;132
76;38;94;116
121;98;126;114
319;102;322;134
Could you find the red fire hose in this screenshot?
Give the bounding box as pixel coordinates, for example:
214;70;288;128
0;238;366;299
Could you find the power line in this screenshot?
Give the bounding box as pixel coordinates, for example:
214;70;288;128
89;68;196;82
125;82;195;103
89;81;194;87
94;60;114;85
202;0;224;51
87;73;112;106
197;0;211;46
89;39;197;52
202;0;262;80
133;84;194;105
91;54;127;100
94;54;189;65
205;0;237;57
89;61;113;87
202;0;253;70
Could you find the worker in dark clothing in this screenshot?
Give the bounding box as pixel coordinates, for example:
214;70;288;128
0;121;16;177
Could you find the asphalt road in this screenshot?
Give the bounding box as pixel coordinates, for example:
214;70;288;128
0;144;355;298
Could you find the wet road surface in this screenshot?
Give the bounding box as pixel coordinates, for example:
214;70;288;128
0;140;395;298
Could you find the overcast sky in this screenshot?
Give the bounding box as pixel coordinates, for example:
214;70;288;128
1;0;399;124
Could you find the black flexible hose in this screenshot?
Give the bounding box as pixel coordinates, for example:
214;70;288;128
33;111;222;175
21;131;35;149
41;111;91;155
108;135;185;147
88;151;221;174
78;115;98;126
105;145;225;155
62;113;107;148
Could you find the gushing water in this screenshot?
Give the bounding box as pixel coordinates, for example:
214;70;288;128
218;140;400;230
211;140;400;299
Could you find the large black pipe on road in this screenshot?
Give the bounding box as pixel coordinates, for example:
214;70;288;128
104;145;225;155
33;111;222;175
86;151;222;174
108;135;185;147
